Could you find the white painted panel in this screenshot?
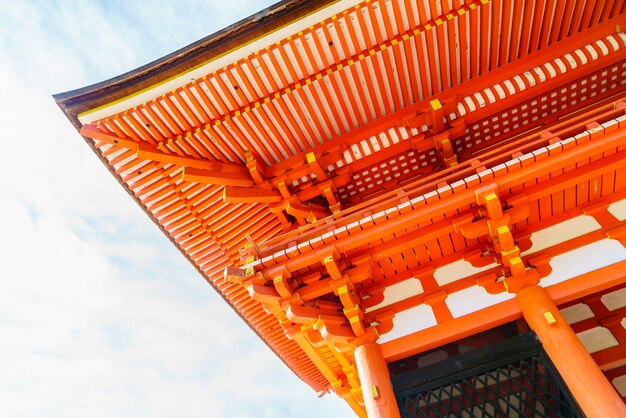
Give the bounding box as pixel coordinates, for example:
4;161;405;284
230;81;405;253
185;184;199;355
614;375;626;397
553;57;567;73
377;304;437;344
366;279;423;311
560;303;595;324
523;216;601;255
608;198;626;221
601;288;626;311
577;327;619;354
446;286;514;319
540;239;626;287
434;260;498;286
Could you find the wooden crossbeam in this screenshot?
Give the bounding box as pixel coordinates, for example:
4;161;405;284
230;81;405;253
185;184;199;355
183;167;254;187
255;120;626;275
381;259;626;362
143;0;489;156
81;124;254;185
223;186;282;203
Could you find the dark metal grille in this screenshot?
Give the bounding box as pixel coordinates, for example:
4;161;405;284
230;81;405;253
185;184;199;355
392;332;583;418
398;354;581;418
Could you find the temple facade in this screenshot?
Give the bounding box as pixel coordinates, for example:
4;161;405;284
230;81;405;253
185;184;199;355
56;1;626;416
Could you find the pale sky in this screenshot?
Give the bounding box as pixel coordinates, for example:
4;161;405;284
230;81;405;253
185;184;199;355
0;1;353;417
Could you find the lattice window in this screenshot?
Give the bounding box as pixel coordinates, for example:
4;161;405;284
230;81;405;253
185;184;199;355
455;60;626;154
398;354;580;418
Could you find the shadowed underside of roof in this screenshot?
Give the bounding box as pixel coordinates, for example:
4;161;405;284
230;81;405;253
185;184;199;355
55;0;626;410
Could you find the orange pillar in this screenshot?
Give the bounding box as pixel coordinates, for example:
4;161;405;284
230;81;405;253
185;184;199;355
515;284;626;417
354;341;401;418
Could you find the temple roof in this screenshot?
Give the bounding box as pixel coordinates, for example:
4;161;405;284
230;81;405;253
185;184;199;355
56;1;626;414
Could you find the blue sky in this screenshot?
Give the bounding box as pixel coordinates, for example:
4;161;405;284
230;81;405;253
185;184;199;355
0;1;353;417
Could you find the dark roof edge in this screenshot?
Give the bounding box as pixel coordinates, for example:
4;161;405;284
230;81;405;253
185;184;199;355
54;0;338;119
51;0;337;392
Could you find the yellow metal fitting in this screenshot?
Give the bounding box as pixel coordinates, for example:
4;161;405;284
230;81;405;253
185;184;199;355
544;311;557;325
337;285;348;295
497;225;510;235
500;246;520;257
430;99;442;110
371;386;379;399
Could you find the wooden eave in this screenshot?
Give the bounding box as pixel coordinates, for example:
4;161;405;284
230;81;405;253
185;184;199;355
54;0;626;411
54;0;338;125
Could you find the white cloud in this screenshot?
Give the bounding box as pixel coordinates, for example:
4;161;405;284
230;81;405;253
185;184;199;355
0;1;354;417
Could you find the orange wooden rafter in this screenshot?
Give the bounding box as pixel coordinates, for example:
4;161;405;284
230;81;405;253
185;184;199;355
95;0;490;164
252;95;626;258
81;124;255;186
252;119;626;276
234;31;625;212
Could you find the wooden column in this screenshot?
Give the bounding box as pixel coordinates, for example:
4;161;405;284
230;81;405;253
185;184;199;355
515;284;626;417
354;341;401;418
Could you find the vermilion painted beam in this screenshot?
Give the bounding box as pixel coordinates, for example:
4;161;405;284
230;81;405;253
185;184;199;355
182;167;254;187
81;124;141;149
222;186;282;203
257;124;626;275
268;162;626;320
268;30;625;197
81;124;251;173
381;259;626;362
365;212;626;320
593;343;626;370
137;0;488;161
255;96;624;254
